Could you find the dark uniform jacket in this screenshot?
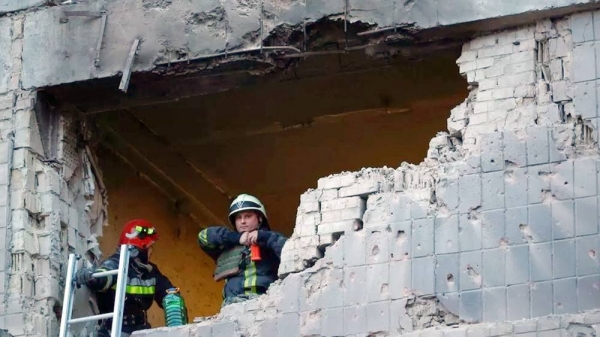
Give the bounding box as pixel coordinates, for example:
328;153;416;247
87;249;175;334
198;226;287;300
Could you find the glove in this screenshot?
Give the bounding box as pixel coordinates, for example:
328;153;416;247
129;246;140;259
75;268;94;288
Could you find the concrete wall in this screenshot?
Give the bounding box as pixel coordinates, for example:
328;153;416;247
131;10;600;337
5;0;600;90
93;52;465;325
1;1;600;337
0;12;108;337
134;310;600;337
0;0;44;14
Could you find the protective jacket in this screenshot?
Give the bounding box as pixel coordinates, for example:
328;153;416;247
85;249;175;334
198;226;287;300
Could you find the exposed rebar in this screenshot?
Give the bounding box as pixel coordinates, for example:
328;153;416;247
155;46;301;67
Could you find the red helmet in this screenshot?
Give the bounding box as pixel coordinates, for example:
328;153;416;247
118;219;159;250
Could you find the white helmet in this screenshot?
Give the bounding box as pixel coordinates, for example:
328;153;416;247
228;194;269;228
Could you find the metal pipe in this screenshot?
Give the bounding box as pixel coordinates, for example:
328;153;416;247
155;46;302;67
91;270;118;278
357;26;400;37
119;38;141;93
94;14;108;68
344;0;348;49
111;244;131;337
275;43;374;59
63;10;105;17
69;312;114;324
302;19;307;52
259;0;264;55
277;49;346;58
58;254;77;337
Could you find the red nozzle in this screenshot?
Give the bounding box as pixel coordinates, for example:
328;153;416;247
251;244;261;261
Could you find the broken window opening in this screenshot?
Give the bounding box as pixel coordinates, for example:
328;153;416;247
42;22;467;326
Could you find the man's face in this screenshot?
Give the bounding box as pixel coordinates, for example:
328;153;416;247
235;211;261;233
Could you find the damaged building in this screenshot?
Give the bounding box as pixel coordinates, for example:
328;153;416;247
2;0;600;336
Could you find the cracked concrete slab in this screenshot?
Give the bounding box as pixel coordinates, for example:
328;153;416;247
19;0;600;89
0;0;44;14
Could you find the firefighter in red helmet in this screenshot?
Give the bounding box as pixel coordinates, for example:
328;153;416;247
75;219;187;337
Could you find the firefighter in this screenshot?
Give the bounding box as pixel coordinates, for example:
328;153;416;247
75;219;186;337
198;194;287;307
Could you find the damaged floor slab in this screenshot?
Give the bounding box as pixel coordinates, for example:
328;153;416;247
13;0;600;89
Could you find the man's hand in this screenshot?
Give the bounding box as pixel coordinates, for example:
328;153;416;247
239;232;249;245
75;268;94;288
239;231;259;245
247;231;258;245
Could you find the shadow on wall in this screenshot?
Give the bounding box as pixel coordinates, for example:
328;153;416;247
91;85;467;326
96;146;224;326
87;46;468;328
88;48;467;239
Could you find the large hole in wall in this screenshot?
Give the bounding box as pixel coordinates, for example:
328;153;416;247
43;39;466;326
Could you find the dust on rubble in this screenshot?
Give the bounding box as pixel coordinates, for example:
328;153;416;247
142;0;172;9
404;295;462;331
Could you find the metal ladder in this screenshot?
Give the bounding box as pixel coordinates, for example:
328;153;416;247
59;244;131;337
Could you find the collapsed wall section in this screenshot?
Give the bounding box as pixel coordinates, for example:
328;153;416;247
0;12;108;337
132;10;600;337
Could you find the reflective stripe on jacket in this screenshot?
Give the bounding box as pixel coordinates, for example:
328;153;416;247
198;226;287;299
87;249;175;332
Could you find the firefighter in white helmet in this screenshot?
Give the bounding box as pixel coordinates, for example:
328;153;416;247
198;194;287;306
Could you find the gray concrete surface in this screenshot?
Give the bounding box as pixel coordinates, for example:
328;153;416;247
0;0;44;14
124;12;600;337
0;19;12;95
6;1;600;336
125;12;600;337
18;0;600;89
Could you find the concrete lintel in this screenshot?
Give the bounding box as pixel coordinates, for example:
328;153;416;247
20;0;600;90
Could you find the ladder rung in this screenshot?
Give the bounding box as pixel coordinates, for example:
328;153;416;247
60;244;130;337
69;312;114;324
91;270;119;278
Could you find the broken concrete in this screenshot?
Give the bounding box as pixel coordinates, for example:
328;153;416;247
136;309;600;336
4;103;108;336
0;0;45;15
0;19;13;95
125;10;600;337
0;11;108;337
12;0;600;89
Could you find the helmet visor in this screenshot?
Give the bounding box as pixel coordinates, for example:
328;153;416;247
134;225;156;239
